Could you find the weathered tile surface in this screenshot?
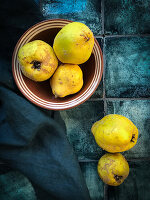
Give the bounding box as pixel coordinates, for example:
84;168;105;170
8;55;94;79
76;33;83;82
0;171;36;200
80;162;104;200
104;0;150;35
105;37;150;98
91;37;104;99
41;0;102;35
54;101;104;161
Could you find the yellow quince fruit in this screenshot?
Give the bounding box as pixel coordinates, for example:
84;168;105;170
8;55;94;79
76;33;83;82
18;40;58;82
53;22;94;64
50;64;83;98
97;153;129;186
91;114;138;153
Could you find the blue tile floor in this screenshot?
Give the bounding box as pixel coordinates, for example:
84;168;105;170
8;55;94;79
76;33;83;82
41;0;150;199
104;0;150;35
41;0;102;35
55;101;105;161
80;162;104;200
105;36;150;98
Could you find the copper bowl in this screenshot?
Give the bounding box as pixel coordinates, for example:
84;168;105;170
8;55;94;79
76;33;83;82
12;19;103;110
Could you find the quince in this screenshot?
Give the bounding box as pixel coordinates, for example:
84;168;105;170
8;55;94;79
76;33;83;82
98;153;129;186
91;114;138;153
53;22;94;64
50;64;83;98
18;40;58;81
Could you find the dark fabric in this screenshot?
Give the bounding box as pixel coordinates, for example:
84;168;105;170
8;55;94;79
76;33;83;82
0;0;90;199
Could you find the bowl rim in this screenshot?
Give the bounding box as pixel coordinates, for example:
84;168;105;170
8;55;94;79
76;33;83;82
12;19;103;110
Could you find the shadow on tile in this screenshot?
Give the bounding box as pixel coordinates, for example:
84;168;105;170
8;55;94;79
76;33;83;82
41;0;102;35
104;0;150;35
0;171;36;200
90;37;104;99
54;101;104;161
107;100;150;159
105;36;150;98
90;80;103;99
80;162;104;200
107;160;150;200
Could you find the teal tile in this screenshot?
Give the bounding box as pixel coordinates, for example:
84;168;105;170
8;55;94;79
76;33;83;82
0;171;36;200
80;162;104;200
41;0;102;35
96;38;103;53
54;101;104;161
91;38;103;99
108;160;150;200
105;37;150;98
87;38;104;99
104;0;150;35
107;100;150;159
90;80;103;99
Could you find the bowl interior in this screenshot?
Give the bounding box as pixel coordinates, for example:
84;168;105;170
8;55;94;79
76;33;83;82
22;27;96;103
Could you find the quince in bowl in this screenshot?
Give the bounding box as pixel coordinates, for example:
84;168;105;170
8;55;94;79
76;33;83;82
12;19;103;110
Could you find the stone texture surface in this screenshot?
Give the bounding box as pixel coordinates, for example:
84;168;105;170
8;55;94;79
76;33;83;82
105;37;150;98
54;101;105;161
80;162;104;200
0;171;36;200
104;0;150;35
41;0;102;35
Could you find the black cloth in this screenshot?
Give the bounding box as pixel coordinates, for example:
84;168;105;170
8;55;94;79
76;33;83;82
0;0;90;199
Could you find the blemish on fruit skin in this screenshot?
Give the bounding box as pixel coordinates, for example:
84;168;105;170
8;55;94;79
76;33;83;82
114;174;123;182
42;49;52;66
80;34;90;42
30;60;41;70
41;68;49;74
131;134;135;142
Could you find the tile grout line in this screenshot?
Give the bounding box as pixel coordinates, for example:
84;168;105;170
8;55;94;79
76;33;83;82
101;1;108;200
101;36;107;116
101;0;105;35
88;97;150;101
102;46;105;93
39;0;42;11
39;0;44;14
104;34;150;38
103;38;107;116
104;184;108;200
78;157;150;163
105;97;150;100
101;0;107;116
95;34;150;38
101;0;105;110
